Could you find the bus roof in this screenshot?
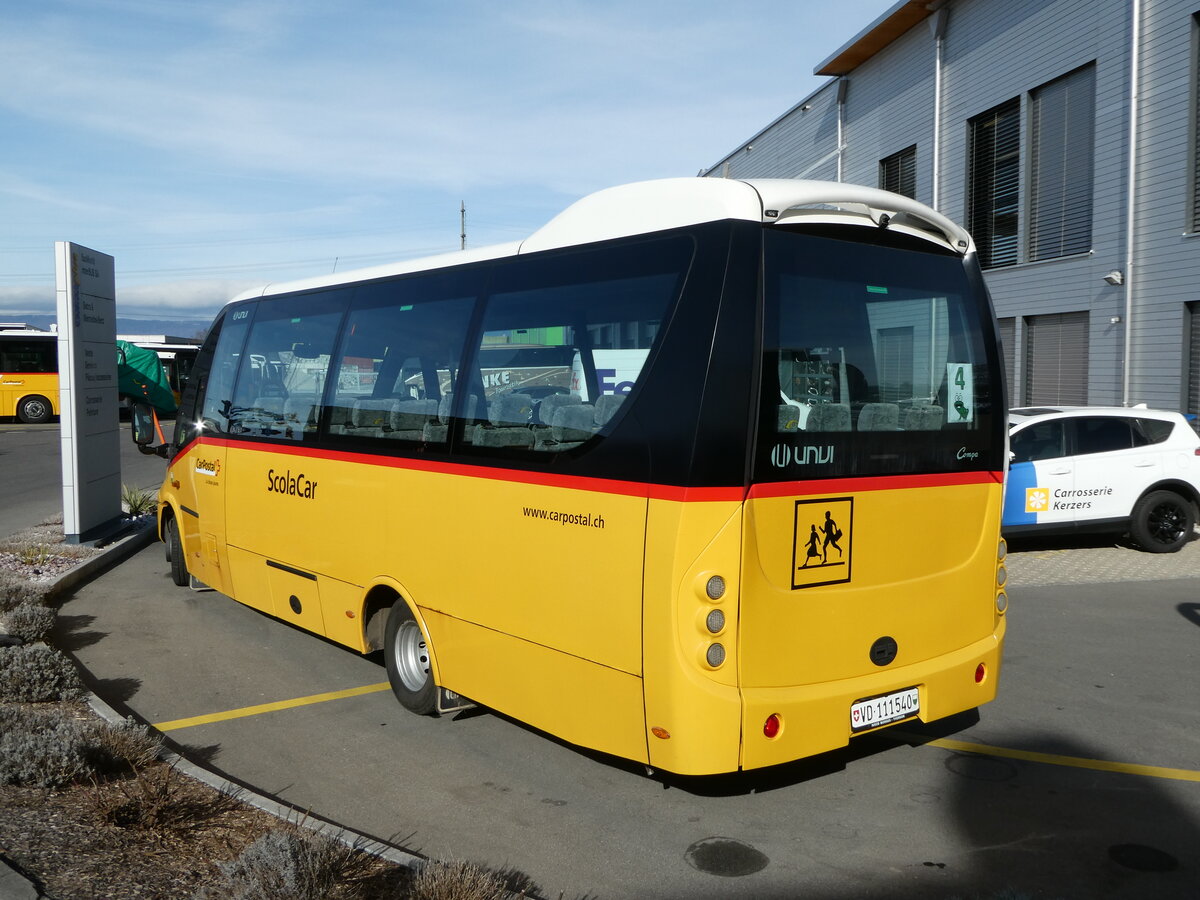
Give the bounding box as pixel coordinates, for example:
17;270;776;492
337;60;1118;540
231;178;974;304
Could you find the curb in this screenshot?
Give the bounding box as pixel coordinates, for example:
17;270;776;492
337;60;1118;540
1;520;425;900
44;518;157;601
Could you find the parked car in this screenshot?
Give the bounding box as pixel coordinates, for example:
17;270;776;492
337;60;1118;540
1004;406;1200;552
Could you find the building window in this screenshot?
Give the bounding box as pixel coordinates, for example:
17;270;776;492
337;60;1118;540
1024;311;1089;405
879;145;916;199
1029;65;1096;260
968;98;1021;268
1193;15;1200;232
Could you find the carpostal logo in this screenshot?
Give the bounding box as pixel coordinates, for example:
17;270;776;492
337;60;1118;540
195;458;221;477
267;468;319;500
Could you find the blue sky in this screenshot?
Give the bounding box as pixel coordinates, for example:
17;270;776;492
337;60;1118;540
1;0;894;325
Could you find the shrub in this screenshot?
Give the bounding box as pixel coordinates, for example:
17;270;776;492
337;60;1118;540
122;484;157;517
409;860;513;900
196;827;381;900
0;573;50;613
0;644;85;702
0;704;92;788
3;603;56;644
0;705;163;789
86;715;164;774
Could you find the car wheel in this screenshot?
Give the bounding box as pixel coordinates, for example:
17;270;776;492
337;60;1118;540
384;600;438;715
1129;490;1195;553
16;395;51;424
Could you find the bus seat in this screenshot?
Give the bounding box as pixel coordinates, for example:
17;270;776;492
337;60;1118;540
349;397;399;437
535;392;581;426
283;394;319;432
857;402;899;431
422;392;480;442
473;392;535;448
903;404;944;431
531;393;581;443
327;396;358;434
387;398;437;439
488;393;534;426
593;393;625;427
805;403;850;432
549;403;596;448
777;404;801;432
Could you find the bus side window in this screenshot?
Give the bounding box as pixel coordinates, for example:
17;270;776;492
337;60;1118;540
327;283;477;446
465;237;688;455
226;294;347;442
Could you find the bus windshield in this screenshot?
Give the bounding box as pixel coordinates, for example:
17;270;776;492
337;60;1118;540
757;227;1002;481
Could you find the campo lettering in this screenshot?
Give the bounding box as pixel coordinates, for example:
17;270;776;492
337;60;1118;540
266;468;318;499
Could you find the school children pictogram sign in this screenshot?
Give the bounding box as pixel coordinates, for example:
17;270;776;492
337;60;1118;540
792;496;854;589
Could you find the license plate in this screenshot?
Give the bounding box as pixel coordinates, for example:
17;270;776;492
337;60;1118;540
850;687;919;733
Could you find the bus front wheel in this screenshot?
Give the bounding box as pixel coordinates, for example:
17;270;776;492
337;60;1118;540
17;395;51;424
164;515;189;586
384;601;438;715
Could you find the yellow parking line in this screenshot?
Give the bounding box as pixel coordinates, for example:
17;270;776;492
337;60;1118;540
153;689;1200;785
152;682;392;732
895;732;1200;783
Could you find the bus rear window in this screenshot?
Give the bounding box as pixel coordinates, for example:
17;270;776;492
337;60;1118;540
756;229;1001;480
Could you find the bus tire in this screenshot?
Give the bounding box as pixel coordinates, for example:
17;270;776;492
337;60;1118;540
1129;490;1195;553
16;395;51;424
384;601;438;715
165;514;189;586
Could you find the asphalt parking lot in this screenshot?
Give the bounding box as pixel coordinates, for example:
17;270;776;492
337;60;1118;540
43;529;1200;900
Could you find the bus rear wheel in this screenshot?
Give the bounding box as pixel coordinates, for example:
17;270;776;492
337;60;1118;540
164;515;189;586
17;395;51;424
384;601;438;715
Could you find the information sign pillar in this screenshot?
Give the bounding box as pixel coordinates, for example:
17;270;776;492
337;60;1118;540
54;241;123;544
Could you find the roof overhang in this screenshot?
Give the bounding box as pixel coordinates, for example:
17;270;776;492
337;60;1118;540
815;0;939;76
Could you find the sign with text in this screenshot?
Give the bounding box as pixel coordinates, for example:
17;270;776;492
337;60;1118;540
55;241;122;543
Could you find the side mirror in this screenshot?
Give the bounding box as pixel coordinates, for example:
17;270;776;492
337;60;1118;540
129;402;170;458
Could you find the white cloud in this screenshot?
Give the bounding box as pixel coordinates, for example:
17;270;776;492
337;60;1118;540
0;0;895;318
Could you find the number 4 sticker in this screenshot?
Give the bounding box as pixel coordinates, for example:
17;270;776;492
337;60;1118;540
947;363;974;423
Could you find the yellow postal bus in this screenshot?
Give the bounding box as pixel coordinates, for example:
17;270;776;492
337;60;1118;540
0;328;59;423
146;178;1008;775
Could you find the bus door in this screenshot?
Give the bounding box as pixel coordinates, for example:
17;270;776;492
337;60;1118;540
218;295;348;632
172;308;254;594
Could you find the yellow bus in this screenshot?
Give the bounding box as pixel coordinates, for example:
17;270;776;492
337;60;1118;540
146;178;1008;775
0;328;58;423
117;336;201;406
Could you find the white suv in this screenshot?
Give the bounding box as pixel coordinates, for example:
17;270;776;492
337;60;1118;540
1004;406;1200;552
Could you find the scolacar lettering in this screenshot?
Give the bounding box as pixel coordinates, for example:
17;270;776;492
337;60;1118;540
267;468;318;499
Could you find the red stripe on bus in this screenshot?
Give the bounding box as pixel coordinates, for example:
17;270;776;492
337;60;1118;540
168;437;998;502
747;470;1003;499
171;436;748;502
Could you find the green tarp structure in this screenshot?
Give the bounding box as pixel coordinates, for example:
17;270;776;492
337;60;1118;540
116;340;177;414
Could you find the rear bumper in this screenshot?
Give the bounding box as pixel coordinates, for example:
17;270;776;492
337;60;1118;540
740;619;1005;771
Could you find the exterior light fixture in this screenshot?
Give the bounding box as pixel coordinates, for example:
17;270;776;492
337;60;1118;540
1103;270;1124;285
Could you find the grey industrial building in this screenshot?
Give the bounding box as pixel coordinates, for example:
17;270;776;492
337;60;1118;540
703;0;1200;416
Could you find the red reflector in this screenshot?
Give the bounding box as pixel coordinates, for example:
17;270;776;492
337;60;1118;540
763;714;781;739
975;663;986;684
